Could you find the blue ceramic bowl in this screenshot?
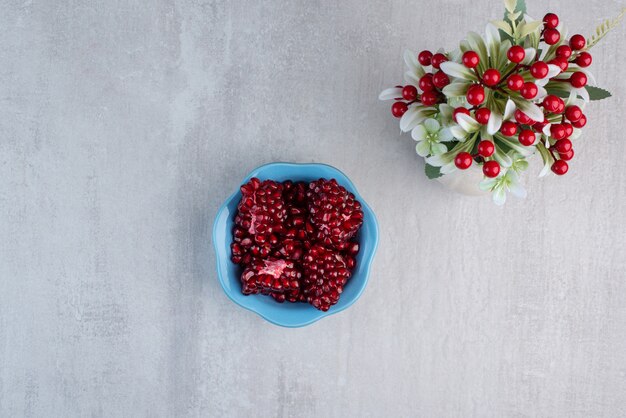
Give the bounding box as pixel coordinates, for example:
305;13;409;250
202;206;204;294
212;162;379;327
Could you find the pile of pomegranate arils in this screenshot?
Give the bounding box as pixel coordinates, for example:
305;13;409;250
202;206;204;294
230;177;364;311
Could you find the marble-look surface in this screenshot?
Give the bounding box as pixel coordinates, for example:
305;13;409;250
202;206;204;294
1;0;625;417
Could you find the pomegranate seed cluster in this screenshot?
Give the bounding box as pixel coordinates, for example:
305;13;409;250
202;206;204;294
380;0;618;204
231;177;363;311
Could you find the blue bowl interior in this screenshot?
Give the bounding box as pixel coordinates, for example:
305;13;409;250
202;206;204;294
213;162;379;327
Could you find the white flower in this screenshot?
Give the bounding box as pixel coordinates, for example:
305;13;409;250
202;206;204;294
411;119;454;157
479;168;526;205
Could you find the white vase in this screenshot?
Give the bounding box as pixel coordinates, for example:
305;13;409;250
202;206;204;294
435;165;489;196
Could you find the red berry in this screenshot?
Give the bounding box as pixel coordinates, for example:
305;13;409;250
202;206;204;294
431;53;448;69
563;123;573;137
477;140;495;157
391;102;408;118
420;91;439;106
543;13;559;29
555;100;565;114
454;152;473;169
507;74;524;91
565;105;582;122
570;34;586;50
402;85;418;101
466;85;485;106
418;50;433;66
533;118;549;132
556;45;572;58
542;95;562;113
419;74;435;92
462;51;480;68
560;148;574;161
483;161;500;178
572;114;587;128
515;109;534;125
521;82;538;99
543;28;561;45
500;121;518;136
453;107;470;123
551;160;569;175
550;124;567;140
576;52;592;67
518;129;536;146
482;69;501;87
549;57;568;72
530;61;549;78
507;45;525;63
475;108;491;125
432;71;450;89
570;71;587;88
554;138;572;153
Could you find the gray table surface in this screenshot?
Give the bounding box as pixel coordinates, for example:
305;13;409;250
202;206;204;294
1;0;625;417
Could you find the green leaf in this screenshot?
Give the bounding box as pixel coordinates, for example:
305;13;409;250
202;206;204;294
425;164;442;179
503;0;526;24
585;86;612;100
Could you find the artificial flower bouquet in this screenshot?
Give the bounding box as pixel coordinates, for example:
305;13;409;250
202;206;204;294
380;0;624;204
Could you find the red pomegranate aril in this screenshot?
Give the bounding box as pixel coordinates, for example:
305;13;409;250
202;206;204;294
302;245;351;311
474;108;491;125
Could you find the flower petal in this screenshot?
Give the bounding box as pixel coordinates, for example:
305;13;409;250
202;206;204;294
487;111;503;135
512;99;544;123
508;181;527;199
503;99;516;120
456;113;480;133
400;106;426;132
521;48;536;65
415;140;431;157
378;87;403;101
411;125;428;142
492;187;507;205
438;128;454;142
439;104;454;125
404;49;419;72
442;81;470;97
440;162;457;174
440;62;478;81
450;125;468;141
424;118;440;133
432;143;448;155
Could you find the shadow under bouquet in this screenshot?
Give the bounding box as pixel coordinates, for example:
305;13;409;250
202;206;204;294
380;0;623;204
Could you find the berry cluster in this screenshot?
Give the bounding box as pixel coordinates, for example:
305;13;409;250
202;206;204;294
231;178;363;311
391;12;591;178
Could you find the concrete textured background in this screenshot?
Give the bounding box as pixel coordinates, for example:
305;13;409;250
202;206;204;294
1;0;625;417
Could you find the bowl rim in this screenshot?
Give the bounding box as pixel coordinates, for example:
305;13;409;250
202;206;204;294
212;162;379;327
